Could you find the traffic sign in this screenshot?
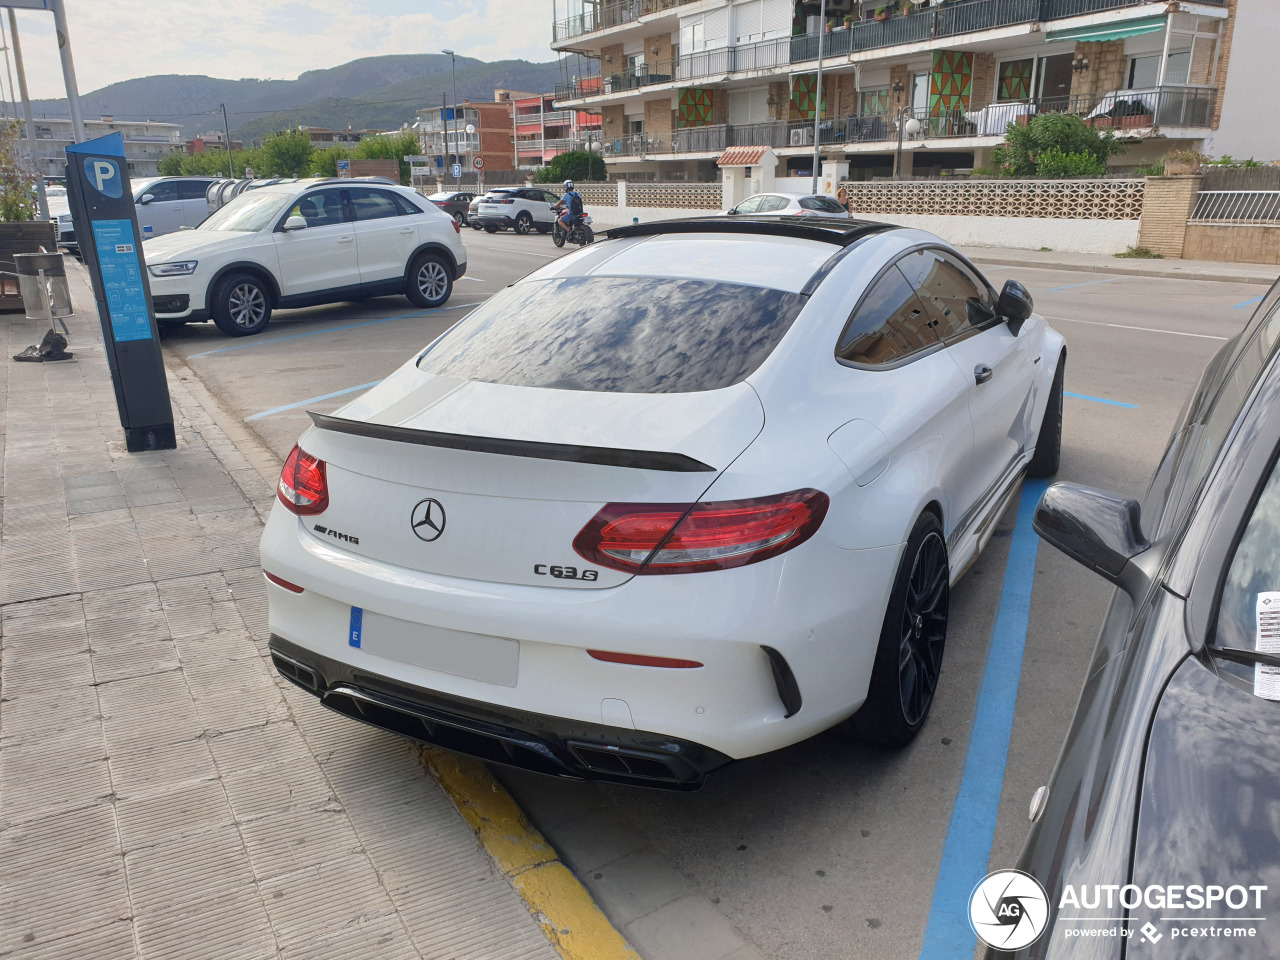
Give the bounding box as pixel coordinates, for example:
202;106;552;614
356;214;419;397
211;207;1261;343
403;155;431;163
452;163;462;178
472;156;484;170
336;159;349;170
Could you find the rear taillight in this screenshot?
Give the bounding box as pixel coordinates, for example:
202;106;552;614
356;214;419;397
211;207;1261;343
452;219;461;234
277;445;329;515
573;489;828;575
498;197;515;204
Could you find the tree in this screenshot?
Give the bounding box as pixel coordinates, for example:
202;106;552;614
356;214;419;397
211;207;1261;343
309;145;349;178
993;113;1124;178
158;151;185;176
257;129;313;178
354;130;421;184
535;150;606;184
0;122;37;222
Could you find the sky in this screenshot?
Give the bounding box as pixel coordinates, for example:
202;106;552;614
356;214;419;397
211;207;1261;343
5;0;558;100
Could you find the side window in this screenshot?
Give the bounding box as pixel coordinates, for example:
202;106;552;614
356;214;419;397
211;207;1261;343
733;196;763;214
288;189;349;228
177;180;210;201
1213;446;1280;673
836;266;938;367
759;195;789;213
140;181;179;203
390;192;423;216
348;187;400;222
545;191;562;204
899;249;998;340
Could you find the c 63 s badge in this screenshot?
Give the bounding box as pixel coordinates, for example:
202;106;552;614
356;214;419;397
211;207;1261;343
535;564;599;581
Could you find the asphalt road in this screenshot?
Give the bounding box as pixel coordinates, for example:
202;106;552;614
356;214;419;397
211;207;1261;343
160;229;1275;960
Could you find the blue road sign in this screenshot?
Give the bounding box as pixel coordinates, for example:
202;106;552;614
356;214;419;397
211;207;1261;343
336;159;350;170
452;163;462;178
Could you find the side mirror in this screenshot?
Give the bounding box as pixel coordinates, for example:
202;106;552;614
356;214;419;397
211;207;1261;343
998;279;1034;335
138;194;154;205
1033;482;1157;599
727;206;738;215
282;215;308;232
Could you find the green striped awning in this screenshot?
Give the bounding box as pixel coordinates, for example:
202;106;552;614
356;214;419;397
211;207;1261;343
1045;15;1166;43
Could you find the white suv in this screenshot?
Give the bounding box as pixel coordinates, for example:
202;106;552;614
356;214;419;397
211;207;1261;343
143;179;467;337
473;186;561;234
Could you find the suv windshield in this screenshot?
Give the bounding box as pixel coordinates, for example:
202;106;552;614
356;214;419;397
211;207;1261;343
198;191;292;233
416;276;807;393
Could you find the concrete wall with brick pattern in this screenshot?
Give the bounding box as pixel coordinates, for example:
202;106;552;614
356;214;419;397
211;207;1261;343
1137;175;1203;257
1184;224;1280;265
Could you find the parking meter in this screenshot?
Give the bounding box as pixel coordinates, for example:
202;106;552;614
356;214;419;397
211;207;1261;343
65;132;176;451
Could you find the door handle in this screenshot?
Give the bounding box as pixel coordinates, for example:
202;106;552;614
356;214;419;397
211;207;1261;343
974;364;993;385
338;236;354;243
400;228;414;235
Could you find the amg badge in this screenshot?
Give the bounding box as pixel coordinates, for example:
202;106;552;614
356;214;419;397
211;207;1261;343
313;524;359;545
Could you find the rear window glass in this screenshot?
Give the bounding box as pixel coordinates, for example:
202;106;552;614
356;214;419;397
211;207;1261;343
800;196;846;214
416;276;807;393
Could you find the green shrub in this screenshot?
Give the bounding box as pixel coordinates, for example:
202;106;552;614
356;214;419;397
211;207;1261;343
535;150;606;184
993;113;1123;178
0;122;37;221
1115;245;1163;259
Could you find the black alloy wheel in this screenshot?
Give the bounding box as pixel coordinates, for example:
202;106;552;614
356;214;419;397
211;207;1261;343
514;212;533;235
848;512;949;746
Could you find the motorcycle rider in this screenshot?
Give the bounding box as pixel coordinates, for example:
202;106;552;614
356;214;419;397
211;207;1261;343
556;179;584;232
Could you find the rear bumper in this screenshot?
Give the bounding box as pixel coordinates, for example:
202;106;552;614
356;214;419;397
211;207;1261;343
270;635;731;789
472;215;512;229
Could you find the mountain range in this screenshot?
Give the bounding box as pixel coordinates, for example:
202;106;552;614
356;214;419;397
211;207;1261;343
27;53;593;140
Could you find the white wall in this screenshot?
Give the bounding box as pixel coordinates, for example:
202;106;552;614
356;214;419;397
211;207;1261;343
847;213;1140;254
1205;4;1280;161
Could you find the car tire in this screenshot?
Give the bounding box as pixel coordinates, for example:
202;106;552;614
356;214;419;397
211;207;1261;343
210;271;272;337
536;225;550;234
453;211;465;226
406;252;453;308
514;212;533;235
1027;351;1065;479
484;225;498;234
847;511;949;747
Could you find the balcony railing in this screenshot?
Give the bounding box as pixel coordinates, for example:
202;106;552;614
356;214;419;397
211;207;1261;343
553;0;700;42
784;0;1225;64
601;87;1213;158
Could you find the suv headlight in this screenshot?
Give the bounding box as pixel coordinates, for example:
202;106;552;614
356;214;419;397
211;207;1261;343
147;261;198;277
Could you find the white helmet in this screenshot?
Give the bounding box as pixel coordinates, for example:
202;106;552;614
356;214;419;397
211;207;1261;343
563;180;574;191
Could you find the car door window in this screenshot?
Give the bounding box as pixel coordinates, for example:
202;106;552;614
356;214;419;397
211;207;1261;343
898;249;999;341
348;187;400;221
759;196;789;213
836;266;938;367
1212;446;1280;684
141;181;179;203
288;189;349;228
177;180;209;201
733;196;762;215
389;192;422;216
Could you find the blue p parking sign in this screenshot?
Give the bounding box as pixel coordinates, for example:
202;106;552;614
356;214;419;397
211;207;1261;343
452;163;462;178
83;157;122;198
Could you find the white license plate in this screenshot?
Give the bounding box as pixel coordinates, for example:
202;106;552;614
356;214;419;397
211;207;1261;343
353;608;519;687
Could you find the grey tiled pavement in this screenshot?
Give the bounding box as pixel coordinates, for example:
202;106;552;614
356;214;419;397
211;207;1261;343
0;263;560;960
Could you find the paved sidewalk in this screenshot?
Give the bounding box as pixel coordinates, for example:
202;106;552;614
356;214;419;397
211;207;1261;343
0;264;561;960
957;245;1280;285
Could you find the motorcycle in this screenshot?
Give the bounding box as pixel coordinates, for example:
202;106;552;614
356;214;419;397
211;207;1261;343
550;202;594;248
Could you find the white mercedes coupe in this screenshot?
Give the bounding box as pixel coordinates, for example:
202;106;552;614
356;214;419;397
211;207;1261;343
260;216;1065;789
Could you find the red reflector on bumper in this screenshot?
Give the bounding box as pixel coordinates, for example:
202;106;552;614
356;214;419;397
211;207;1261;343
264;571;304;593
588;650;703;669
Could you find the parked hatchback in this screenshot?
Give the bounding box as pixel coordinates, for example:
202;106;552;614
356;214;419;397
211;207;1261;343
143;178;466;337
474;186;562;234
727;193;851;218
426;191;475;225
134;177;218;238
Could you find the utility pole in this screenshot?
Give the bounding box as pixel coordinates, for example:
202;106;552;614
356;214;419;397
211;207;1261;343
7;10;47;218
49;0;84;142
809;0;826;196
220;103;235;177
443;49;459;187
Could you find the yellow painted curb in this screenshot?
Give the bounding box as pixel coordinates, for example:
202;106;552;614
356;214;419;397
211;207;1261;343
420;746;638;960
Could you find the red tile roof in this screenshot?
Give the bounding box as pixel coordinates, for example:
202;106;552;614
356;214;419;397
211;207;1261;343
716;146;770;167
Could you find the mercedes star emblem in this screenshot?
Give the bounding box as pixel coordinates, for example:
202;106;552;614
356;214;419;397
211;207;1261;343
410;498;446;542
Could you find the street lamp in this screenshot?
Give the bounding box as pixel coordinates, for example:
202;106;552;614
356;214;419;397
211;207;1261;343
894;108;921;179
465;123;476;187
442;49;459;187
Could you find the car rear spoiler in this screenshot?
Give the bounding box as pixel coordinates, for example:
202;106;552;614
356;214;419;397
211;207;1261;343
307;411;716;473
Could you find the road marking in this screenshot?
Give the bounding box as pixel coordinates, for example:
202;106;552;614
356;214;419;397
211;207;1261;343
245;381;381;421
1044;314;1229;341
421;747;634;960
1065;391;1138;409
1044;277;1120;293
186;303;477;359
1232;295;1265;309
919;479;1049;960
459;276;486;282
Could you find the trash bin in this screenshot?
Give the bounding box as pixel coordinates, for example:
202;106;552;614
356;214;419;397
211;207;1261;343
14;252;73;322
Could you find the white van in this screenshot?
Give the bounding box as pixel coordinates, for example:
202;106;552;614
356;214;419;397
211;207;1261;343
134;177;218;239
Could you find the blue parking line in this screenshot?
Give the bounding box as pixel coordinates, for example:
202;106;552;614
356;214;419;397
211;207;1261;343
1044;277;1120;293
918;478;1049;960
186;302;474;359
245;381;381;421
1064;391;1138;409
1232;295;1265;310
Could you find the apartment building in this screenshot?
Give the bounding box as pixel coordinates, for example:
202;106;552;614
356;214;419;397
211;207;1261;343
415;97;518;178
511;90;605;171
27;117;182;180
551;0;1266;182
